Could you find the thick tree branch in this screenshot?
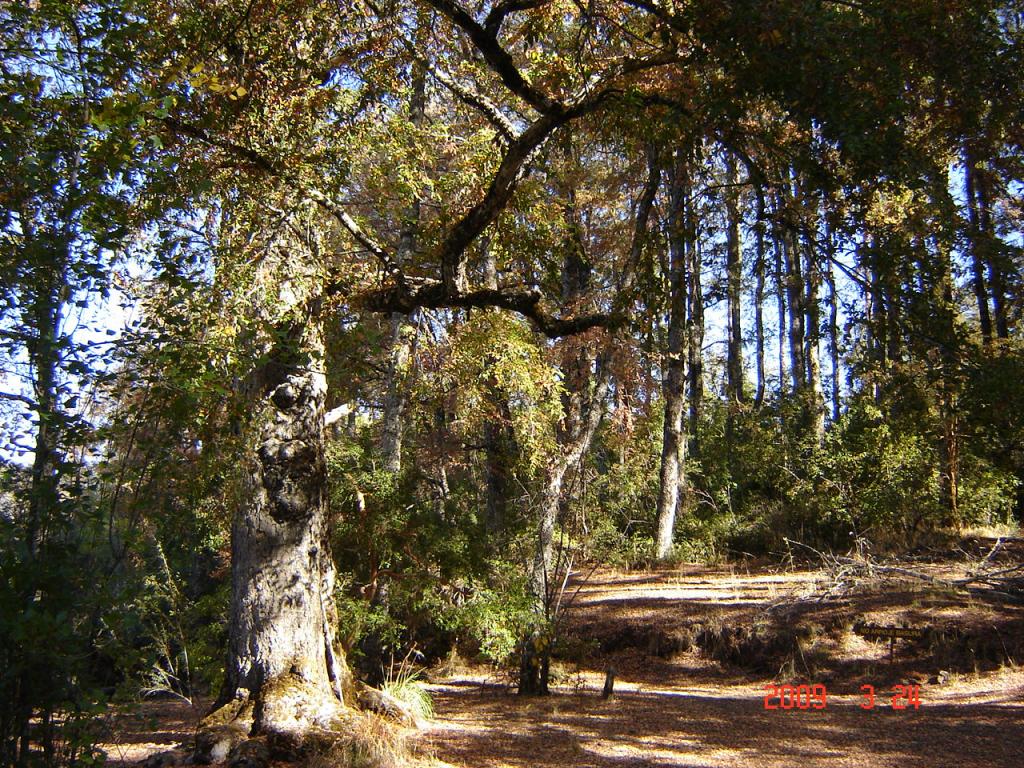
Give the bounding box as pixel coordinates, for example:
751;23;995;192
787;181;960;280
361;0;518;145
483;0;554;35
359;280;622;338
423;62;517;145
436;111;564;293
324;403;352;427
619;148;661;295
567;49;683;109
424;0;563;115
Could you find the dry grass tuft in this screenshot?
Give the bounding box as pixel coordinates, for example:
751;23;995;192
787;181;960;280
303;713;410;768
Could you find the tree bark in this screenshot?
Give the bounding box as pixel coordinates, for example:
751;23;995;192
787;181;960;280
655;153;687;561
686;189;704;456
963;152;993;344
25;246;64;562
753;188;767;408
923;173;964;529
380;313;412;474
779;189;805;395
14;230;66;768
862;237;887;405
479;243;522;539
724;153;744;405
825;247;842;424
482;372;519;538
803;219;825;439
521;157;608;693
974;161;1010;339
773;199;788;397
380;36;428;474
206;311;352;752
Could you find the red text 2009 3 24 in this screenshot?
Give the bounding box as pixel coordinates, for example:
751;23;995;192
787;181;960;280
763;684;921;710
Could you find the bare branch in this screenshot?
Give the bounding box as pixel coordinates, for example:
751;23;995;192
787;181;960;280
0;391;37;409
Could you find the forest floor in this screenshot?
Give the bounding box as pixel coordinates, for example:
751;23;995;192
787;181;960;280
100;535;1024;767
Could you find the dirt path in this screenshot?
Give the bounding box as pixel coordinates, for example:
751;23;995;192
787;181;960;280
98;561;1024;767
414;566;1024;768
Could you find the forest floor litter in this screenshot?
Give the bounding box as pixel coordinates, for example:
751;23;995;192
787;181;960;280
101;538;1024;767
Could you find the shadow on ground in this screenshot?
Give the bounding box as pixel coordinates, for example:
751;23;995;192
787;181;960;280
418;679;1024;768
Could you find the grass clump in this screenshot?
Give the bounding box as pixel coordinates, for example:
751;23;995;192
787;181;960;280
381;655;434;724
304;713;410;768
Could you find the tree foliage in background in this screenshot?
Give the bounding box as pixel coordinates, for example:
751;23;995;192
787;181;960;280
1;0;1023;758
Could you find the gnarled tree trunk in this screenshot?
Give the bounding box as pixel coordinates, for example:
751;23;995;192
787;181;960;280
203;313;352;756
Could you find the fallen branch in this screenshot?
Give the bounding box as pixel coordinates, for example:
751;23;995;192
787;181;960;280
783;538;1024;606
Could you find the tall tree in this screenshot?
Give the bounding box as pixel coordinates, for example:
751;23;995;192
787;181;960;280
724;152;745;406
655;150;687;561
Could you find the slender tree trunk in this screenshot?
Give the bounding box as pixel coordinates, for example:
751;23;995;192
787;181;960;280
686;195;704;456
774;204;788;397
655;153;686;561
16;236;65;768
964;153;993;343
521;153;608;694
803;220;825;439
924;173;964;528
974;163;1010;339
25;250;63;561
724;154;744;405
783;224;805;393
522;358;608;693
380;313;412;473
928;244;961;528
381;30;428;473
754;189;767;408
776;181;806;399
482;364;519;538
864;237;887;405
825;248;842;424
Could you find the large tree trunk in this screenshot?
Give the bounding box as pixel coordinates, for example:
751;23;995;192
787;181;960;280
205;313;352;755
655;153;687;561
